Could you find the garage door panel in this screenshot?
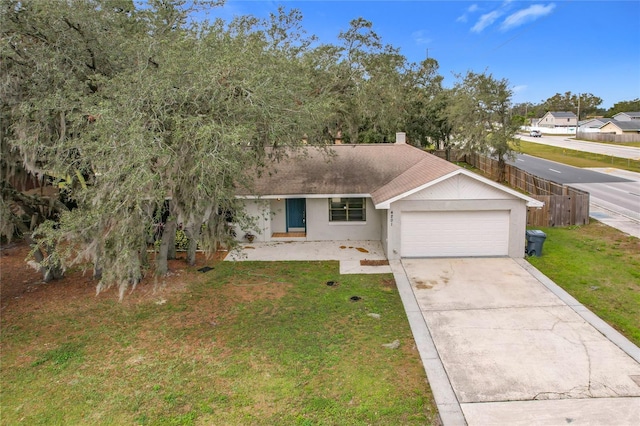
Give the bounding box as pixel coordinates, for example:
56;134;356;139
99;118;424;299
401;211;509;257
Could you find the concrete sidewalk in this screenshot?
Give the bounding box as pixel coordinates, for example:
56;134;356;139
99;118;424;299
583;168;640;239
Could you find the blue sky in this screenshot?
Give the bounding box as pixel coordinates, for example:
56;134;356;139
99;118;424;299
203;1;640;109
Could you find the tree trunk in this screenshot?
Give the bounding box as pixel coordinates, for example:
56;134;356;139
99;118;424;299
497;156;506;182
31;242;64;282
140;238;149;268
17;219;63;282
186;236;198;266
93;255;102;280
444;134;451;162
184;222;201;266
167;228;176;260
156;216;177;276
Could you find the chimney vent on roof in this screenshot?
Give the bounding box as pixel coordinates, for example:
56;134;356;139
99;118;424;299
395;132;406;144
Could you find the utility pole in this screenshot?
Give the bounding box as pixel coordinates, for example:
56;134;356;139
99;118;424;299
576;93;581;137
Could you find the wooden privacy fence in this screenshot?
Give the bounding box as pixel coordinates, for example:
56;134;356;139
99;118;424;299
431;150;590;227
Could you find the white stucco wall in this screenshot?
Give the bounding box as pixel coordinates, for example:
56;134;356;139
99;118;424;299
269;199;286;233
235;199;271;242
305;198;383;241
380;209;389;258
238;197;383;242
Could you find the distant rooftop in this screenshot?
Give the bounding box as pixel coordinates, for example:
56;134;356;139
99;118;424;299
602;120;640;131
548;111;577;118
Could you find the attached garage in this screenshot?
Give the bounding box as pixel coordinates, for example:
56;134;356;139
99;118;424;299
381;170;542;260
401;210;510;258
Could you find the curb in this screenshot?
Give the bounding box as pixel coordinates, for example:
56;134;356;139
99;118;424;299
390;260;467;426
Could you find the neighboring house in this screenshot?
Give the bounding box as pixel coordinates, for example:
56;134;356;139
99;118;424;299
235;133;543;260
612;112;640;121
537;111;578;128
599;120;640;134
578;118;613;133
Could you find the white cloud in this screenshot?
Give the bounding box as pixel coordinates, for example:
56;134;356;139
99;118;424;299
457;3;479;23
512;84;528;94
500;3;556;31
412;30;433;45
471;10;503;33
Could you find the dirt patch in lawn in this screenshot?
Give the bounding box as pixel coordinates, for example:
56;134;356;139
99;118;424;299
381;278;396;289
0;240;227;317
0;241;291;366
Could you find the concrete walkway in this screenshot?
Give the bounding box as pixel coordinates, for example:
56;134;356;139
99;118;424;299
225;240;392;274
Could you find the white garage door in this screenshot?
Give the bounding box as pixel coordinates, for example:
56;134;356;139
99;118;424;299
401;210;510;257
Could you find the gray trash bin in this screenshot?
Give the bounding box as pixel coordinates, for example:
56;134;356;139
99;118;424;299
526;230;547;257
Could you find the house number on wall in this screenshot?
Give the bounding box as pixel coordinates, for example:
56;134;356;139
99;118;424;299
390;211;393;226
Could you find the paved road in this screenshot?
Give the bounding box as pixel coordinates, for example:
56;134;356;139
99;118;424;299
517;134;640;160
573;181;640;218
507;155;640;237
509;154;632;184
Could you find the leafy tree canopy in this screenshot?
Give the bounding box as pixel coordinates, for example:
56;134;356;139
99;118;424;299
446;70;517;181
606;98;640;117
1;0;333;296
541;92;602;120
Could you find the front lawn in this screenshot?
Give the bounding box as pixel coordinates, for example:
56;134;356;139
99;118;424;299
0;245;437;425
526;221;640;346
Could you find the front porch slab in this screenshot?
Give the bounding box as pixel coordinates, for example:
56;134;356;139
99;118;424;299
225;240;387;262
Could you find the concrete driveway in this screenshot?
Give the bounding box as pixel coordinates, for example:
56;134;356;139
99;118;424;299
400;257;640;425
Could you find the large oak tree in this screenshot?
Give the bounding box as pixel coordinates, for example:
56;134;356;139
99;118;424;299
1;0;331;297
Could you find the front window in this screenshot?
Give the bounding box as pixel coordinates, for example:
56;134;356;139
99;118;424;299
329;198;366;222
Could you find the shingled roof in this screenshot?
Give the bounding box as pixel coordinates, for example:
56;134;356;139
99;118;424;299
239;143;460;205
600;120;640;131
548;111;577;118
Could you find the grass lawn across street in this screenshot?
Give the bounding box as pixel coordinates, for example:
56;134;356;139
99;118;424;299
515;140;640;173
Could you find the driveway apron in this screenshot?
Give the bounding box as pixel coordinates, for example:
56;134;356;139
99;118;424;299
401;257;640;425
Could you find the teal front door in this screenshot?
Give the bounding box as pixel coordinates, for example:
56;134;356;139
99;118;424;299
286;199;306;232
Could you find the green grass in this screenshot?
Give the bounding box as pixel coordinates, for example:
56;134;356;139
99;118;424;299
527;221;640;346
516;140;640;173
1;261;437;425
572;138;640;148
